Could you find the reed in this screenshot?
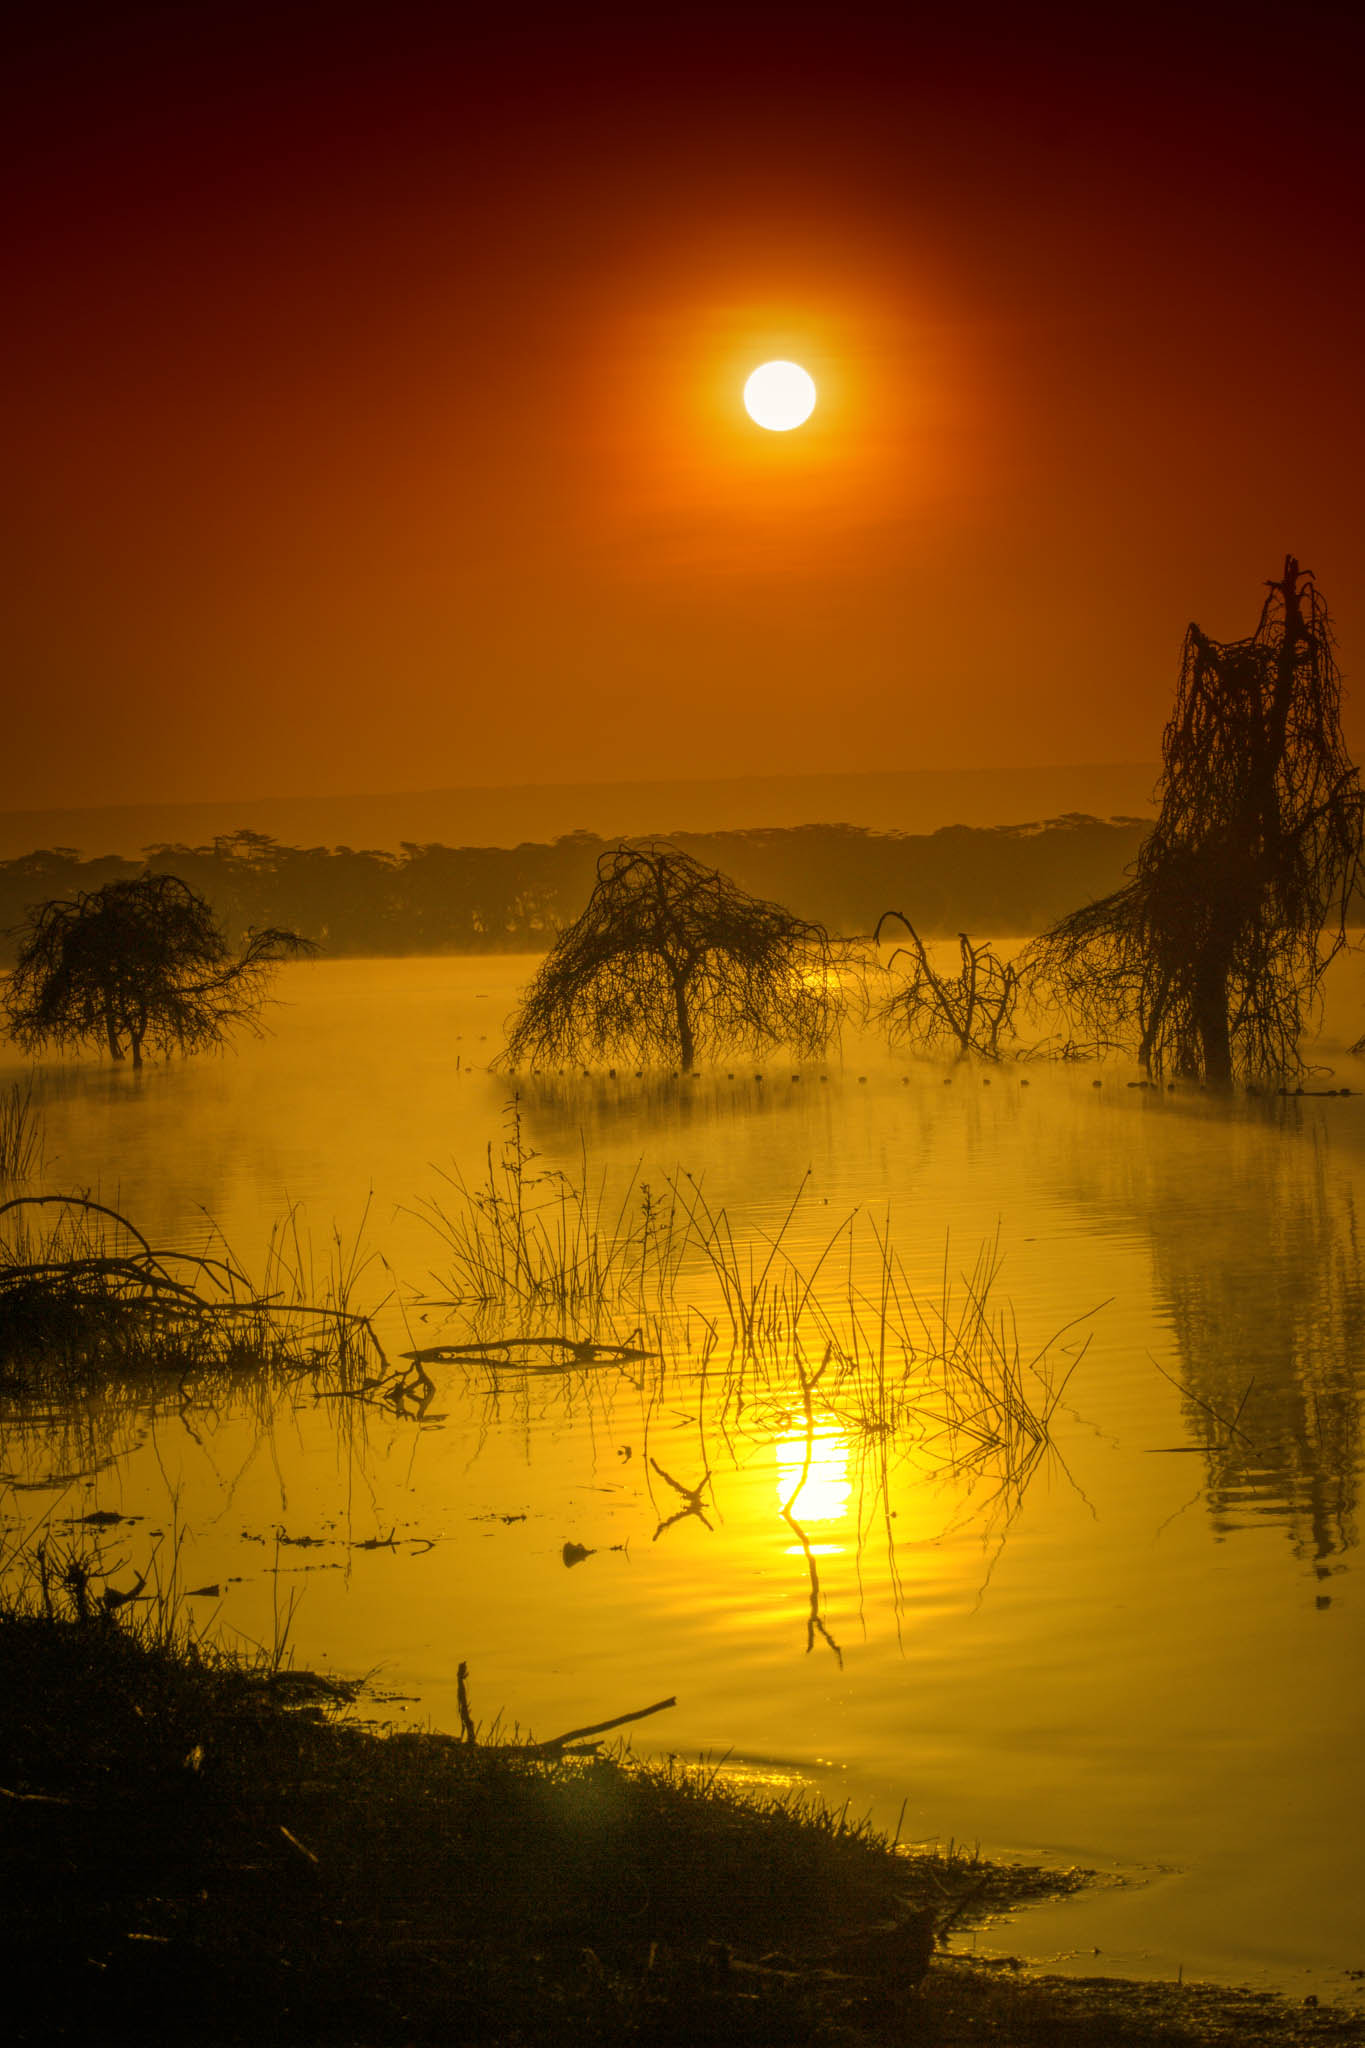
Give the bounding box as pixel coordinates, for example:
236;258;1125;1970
419;1120;1096;1592
672;1172;1090;1473
419;1112;1092;1461
0;1079;44;1180
417;1097;687;1318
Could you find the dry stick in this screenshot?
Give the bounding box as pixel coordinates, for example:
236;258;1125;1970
456;1660;476;1743
649;1457;713;1537
402;1333;657;1365
1147;1353;1260;1449
1228;1373;1257;1439
526;1694;677;1755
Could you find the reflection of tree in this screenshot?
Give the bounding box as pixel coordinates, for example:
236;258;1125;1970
780;1359;844;1665
1157;1147;1362;1570
1071;1105;1365;1571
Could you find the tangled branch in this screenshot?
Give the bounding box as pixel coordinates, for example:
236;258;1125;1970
4;873;313;1066
503;842;844;1072
1024;558;1364;1083
873;914;1020;1060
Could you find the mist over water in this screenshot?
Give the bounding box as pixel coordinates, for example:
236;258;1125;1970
4;953;1365;2003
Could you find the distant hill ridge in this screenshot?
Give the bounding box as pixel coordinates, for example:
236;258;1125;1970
0;764;1158;861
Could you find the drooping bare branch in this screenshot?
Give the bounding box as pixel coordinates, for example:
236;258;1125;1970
502;841;844;1072
1023;558;1364;1084
873;913;1020;1061
3;873;314;1067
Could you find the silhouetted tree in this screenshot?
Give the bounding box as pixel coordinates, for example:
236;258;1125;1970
1024;558;1364;1084
4;874;313;1067
503;842;843;1071
873;914;1020;1060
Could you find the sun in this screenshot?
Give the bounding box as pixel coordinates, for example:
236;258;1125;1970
743;360;816;432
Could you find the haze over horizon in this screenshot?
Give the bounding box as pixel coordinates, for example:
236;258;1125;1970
0;760;1160;862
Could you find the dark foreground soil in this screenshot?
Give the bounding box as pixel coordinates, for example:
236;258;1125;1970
2;1608;1361;2048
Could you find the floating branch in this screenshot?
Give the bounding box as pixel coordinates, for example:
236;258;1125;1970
401;1332;659;1370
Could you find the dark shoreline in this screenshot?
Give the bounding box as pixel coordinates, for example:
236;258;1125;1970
2;1603;1360;2047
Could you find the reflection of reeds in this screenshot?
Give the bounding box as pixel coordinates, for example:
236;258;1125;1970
0;1081;44;1181
418;1098;686;1318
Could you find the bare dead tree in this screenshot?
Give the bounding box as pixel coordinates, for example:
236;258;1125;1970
873;913;1020;1060
4;873;314;1067
503;841;843;1072
1023;558;1364;1084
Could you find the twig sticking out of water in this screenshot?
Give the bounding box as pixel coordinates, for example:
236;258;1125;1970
1148;1353;1261;1449
649;1458;713;1538
457;1660;476;1744
452;1660;676;1758
522;1694;678;1758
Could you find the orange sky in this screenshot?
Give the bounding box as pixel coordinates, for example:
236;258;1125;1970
4;1;1364;812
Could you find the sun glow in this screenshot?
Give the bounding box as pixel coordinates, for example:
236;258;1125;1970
744;359;817;431
775;1423;851;1527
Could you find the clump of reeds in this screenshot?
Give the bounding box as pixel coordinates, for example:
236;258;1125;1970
418;1098;687;1318
0;1517;359;1711
418;1111;1092;1468
0;1192;392;1408
418;1115;1095;1555
0;1079;44;1180
675;1173;1091;1477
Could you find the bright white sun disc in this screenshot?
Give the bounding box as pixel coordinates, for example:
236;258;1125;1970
744;360;816;431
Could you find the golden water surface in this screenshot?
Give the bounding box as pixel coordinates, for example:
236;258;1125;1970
4;955;1364;2003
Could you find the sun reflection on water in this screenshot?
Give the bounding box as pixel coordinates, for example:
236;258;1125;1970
774;1417;852;1525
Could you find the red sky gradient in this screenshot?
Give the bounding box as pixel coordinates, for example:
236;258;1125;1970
4;2;1364;812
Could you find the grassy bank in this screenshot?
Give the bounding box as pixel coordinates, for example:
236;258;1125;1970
2;1594;1361;2047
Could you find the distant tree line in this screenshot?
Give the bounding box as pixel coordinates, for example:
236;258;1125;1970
0;815;1155;963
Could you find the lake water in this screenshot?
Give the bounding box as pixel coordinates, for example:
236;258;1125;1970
4;952;1365;2004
